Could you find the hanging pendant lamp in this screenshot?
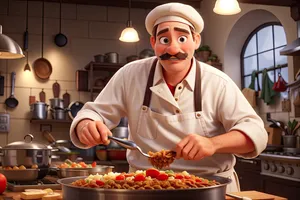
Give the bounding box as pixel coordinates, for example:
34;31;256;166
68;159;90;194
213;0;241;15
0;25;24;59
119;0;139;42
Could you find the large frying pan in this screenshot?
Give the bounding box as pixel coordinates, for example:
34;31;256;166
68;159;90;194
33;0;52;80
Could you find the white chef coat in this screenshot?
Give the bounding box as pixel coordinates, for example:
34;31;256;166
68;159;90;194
70;57;267;190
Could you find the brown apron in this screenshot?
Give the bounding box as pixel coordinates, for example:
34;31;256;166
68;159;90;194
128;58;240;192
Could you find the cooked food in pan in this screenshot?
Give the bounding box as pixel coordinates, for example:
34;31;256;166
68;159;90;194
71;168;220;190
1;164;38;170
57;159;97;168
148;149;175;169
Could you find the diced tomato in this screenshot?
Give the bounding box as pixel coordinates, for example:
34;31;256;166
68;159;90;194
91;161;97;168
115;174;125;181
134;174;146;182
145;168;160;178
96;180;104;186
79;162;87;168
175;174;184;179
184;175;191;179
195;178;202;182
156;173;169;181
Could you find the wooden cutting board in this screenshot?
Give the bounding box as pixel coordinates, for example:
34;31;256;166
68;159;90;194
39;89;46;103
63;91;70;108
226;191;286;200
52;82;60;98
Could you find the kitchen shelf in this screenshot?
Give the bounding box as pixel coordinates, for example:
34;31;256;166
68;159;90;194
85;62;124;71
85;61;125;100
30;119;72;124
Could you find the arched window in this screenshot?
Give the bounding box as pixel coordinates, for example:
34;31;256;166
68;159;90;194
241;22;287;91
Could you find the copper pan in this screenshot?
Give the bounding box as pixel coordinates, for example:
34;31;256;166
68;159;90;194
33;0;52;80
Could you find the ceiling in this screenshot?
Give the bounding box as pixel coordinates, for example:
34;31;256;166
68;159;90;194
22;0;299;9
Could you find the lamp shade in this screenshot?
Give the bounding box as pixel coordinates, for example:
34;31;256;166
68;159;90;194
119;26;140;42
213;0;241;15
0;25;24;59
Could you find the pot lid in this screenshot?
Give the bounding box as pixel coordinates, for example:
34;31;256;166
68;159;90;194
2;134;52;150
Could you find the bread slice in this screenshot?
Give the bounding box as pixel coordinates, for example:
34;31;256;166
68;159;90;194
42;192;61;200
20;190;48;199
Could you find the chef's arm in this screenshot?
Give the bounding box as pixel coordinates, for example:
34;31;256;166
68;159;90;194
211;130;255;154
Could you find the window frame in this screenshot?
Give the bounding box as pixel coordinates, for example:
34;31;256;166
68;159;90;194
240;22;287;90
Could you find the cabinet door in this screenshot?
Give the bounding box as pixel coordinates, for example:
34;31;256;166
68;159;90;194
262;175;300;200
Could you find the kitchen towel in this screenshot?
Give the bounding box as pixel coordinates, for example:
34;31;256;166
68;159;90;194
260;69;277;105
242;71;256;107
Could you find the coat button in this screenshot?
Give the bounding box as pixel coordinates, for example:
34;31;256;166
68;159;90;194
178;86;182;90
196;113;201;117
175;97;178;101
142;106;147;111
176;110;180;113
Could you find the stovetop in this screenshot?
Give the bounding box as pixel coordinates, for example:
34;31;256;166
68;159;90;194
7;176;61;192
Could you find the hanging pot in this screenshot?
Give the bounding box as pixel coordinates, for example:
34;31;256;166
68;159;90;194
54;0;68;47
33;0;52;80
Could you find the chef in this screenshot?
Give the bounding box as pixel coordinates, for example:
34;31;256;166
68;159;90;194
70;2;268;192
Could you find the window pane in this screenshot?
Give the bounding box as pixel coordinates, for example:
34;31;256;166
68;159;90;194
258;50;274;70
243;76;251;88
244;55;257;75
274;25;287;48
244;36;257;57
258;26;273;53
275;47;287;66
258;73;262;91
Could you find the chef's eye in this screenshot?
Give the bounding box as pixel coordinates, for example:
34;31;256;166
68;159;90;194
178;36;187;43
159;37;169;44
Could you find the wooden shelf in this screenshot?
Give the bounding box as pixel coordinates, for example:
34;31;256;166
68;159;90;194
85;62;124;71
30;119;72;124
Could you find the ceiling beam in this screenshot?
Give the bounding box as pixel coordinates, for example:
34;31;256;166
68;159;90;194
22;0;202;9
239;0;297;7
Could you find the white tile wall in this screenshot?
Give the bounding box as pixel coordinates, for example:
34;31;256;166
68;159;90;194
0;1;151;145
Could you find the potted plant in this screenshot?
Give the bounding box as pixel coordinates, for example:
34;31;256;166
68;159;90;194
282;119;300;148
194;45;211;62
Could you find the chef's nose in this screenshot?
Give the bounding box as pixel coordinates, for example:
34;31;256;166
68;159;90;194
166;39;181;55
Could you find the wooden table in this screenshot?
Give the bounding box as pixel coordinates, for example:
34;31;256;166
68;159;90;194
1;190;287;200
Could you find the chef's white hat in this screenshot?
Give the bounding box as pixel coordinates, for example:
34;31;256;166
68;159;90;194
145;2;204;35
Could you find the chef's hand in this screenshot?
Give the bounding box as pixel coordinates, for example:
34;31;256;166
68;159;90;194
175;134;216;160
76;119;112;147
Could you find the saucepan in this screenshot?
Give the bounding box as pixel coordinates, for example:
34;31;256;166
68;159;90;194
54;165;114;178
0;168;39;182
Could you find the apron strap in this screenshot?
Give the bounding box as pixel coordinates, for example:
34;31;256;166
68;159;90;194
143;58;202;112
143;59;158;107
194;61;202;112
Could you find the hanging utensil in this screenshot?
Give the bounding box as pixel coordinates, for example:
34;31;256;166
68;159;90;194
63;90;70;108
33;0;52;80
23;0;29;51
54;0;68;47
5;72;19;108
52;81;60;98
39;88;46;103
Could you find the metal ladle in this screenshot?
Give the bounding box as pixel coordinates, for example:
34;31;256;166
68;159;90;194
108;136;151;158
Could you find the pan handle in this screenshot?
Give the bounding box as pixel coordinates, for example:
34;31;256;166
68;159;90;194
11;72;16;97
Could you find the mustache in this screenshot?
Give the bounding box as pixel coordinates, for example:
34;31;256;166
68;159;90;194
159;52;188;60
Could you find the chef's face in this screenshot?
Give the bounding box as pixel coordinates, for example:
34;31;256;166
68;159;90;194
150;21;200;74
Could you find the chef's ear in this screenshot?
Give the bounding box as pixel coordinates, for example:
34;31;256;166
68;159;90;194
150;35;156;49
194;34;201;50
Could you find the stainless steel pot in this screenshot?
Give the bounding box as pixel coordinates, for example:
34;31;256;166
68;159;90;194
31;102;48;119
49;98;64;109
50;108;67;120
0;134;53;168
0;169;39;182
55;165;114;178
58;176;231;200
105;52;119;63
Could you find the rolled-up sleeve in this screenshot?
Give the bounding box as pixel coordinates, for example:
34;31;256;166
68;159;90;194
217;78;268;158
70;67;127;149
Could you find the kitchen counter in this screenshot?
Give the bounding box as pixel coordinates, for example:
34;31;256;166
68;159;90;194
0;190;287;200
